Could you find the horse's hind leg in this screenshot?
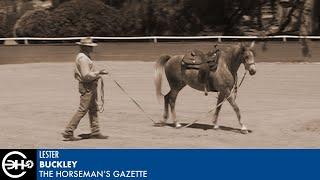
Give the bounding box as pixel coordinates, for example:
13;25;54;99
164;58;186;128
227;95;249;134
161;94;170;124
167;89;182;128
162;88;183;128
212;93;225;130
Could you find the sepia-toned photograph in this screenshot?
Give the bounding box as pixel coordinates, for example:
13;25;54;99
0;0;319;148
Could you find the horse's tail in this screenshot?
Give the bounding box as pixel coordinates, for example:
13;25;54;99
154;55;171;102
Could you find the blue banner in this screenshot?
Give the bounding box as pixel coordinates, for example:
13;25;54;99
34;149;320;180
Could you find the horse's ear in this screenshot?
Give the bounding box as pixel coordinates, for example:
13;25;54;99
249;41;255;49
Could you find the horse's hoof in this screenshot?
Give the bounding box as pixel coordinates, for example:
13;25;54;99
154;121;166;127
175;123;182;129
213;125;220;130
240;128;249;134
240;126;249;134
241;130;249;134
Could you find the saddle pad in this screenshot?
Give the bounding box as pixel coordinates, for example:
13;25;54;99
182;61;218;71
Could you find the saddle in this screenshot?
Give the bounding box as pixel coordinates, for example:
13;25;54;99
181;49;219;71
181;48;220;95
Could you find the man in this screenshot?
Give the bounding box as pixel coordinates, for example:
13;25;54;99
62;37;108;141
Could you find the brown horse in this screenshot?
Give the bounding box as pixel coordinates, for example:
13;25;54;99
154;42;256;134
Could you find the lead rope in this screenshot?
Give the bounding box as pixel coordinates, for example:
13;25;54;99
179;70;247;129
106;72;157;124
234;70;247;101
98;77;104;113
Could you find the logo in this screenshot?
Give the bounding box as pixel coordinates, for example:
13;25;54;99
2;151;34;179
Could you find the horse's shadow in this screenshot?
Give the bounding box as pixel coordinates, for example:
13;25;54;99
155;122;252;134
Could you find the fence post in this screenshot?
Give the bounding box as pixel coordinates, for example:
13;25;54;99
218;37;222;43
282;37;287;42
153;37;157;43
24;39;29;45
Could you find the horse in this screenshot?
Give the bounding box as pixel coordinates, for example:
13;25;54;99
154;42;257;134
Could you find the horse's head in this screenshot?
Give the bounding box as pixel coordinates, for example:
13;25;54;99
240;42;256;75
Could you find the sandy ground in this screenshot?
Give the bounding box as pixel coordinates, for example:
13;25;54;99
0;61;319;148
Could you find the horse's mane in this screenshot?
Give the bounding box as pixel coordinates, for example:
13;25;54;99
219;44;242;66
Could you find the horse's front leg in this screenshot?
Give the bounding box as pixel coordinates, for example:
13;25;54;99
227;94;248;134
212;92;225;130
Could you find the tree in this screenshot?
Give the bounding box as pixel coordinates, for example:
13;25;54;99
15;0;124;37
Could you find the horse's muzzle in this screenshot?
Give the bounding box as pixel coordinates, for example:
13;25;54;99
249;69;256;75
248;64;256;75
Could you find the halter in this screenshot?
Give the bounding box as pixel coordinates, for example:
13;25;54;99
240;49;256;68
246;62;256;66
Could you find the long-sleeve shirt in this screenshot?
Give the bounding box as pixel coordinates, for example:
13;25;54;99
74;53;100;82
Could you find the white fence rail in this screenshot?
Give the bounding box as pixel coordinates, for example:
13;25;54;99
1;35;320;44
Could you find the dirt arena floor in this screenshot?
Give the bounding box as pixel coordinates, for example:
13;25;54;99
0;42;320;148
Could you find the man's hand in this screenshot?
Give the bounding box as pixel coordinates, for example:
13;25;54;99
99;69;109;75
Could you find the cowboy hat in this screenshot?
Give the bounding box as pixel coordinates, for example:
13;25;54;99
76;37;97;46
